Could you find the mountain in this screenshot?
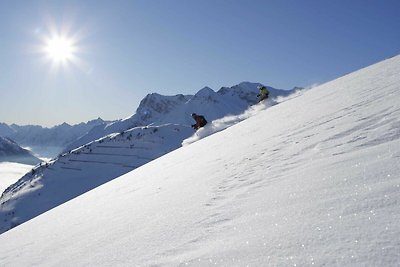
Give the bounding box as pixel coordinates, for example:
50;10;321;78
0;137;41;165
65;82;290;152
0;118;110;158
0;82;293;234
0;55;399;266
0;123;16;137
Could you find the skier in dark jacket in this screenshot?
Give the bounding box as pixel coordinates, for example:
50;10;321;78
257;85;269;102
191;113;207;130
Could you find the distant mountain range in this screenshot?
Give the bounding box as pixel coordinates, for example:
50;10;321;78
0;118;110;157
0;136;41;165
0;81;296;234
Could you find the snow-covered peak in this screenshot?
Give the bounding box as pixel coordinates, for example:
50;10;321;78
66;82;293;152
194;86;215;97
57;122;71;128
135;93;190;122
187;86;221;107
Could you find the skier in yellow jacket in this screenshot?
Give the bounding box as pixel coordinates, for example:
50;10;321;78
257;85;269;103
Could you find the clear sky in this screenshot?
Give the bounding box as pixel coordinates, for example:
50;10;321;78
0;0;399;127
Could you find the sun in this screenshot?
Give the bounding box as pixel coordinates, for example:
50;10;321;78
44;35;75;63
36;20;86;71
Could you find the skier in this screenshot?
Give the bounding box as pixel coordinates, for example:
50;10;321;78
191;113;207;130
257;85;269;103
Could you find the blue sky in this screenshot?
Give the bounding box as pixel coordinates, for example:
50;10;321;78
0;0;399;127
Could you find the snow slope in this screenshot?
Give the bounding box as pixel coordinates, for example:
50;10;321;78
1;55;400;266
0;83;291;234
0;124;193;233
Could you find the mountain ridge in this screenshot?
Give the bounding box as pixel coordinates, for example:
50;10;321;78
0;136;42;165
0;118;110;158
0;82;293;234
65;82;290;152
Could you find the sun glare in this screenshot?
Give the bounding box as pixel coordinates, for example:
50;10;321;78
45;35;75;63
37;21;87;71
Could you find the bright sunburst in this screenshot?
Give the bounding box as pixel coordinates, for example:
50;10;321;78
36;20;87;71
44;35;76;63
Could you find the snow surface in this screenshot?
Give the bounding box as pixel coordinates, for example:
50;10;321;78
0;124;194;233
1;55;400;266
0;82;291;234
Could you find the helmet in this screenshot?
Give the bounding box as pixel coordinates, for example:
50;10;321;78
191;113;197;117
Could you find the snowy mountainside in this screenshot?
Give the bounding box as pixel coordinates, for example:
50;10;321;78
0;124;193;233
65;94;193;152
0;118;109;157
0;55;399;266
0;136;41;165
66;82;289;152
0;82;290;234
